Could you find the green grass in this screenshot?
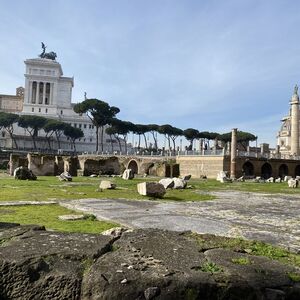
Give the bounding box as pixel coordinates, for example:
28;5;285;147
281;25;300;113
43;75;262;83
188;232;300;268
288;272;300;282
199;262;222;273
1;174;299;203
188;178;300;194
0;204;118;233
0;175;214;202
231;257;252;265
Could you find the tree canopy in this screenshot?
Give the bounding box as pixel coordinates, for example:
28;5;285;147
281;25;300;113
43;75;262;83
18;115;48;150
73;98;120;151
63;124;84;153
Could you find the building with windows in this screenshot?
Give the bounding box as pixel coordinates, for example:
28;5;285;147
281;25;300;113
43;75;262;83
0;52;119;153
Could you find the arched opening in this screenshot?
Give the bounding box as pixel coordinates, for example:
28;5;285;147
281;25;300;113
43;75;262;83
242;161;254;176
261;163;272;179
127;160;138;175
278;164;288;178
295;165;300;177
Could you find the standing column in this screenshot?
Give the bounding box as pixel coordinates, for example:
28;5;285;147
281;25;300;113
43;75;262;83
35;82;39;105
28;81;32;104
49;83;53;104
230;128;237;179
290;85;299;155
42;82;46;105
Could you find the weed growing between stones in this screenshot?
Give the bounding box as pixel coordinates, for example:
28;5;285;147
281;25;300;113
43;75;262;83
288;272;300;282
199;262;222;274
231;257;252;265
187;232;300;268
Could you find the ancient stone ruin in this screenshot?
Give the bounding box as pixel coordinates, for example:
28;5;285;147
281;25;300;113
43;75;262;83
0;223;299;299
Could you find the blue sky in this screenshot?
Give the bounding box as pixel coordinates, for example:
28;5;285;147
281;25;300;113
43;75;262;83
1;0;300;147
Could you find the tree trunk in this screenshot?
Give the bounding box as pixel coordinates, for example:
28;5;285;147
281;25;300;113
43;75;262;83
100;126;104;152
55;131;61;149
151;132;157;150
172;138;176;154
8;131;18;149
143;133;148;149
109;134;114;152
167;136;171;150
115;135;122;153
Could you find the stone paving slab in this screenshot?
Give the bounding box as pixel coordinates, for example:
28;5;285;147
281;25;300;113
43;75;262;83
60;191;300;253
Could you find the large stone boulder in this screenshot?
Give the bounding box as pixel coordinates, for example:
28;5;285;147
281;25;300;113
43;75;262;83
284;176;292;182
0;224;299;299
13;166;37;180
58;171;72;181
158;178;175;189
172;177;187;189
288;178;298;188
99;180;116;190
122;169;134;180
137;182;166;198
182;174;192;181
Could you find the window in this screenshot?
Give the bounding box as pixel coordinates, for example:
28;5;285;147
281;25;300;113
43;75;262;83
74;123;77;128
89;124;92;129
84;124;87;129
61;110;63;115
1;131;5;138
32;108;34;112
84;138;86;142
45;108;48;113
79;124;82;129
38;108;41;112
92;125;94;129
90;138;92;142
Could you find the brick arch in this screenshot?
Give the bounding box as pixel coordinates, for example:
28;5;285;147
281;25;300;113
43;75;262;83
261;162;272;179
295;165;300;177
127;159;138;174
278;164;288;178
242;161;254;176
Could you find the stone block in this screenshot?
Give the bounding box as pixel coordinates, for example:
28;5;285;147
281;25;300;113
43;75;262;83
99;180;116;190
122;169;134;180
159;178;175;189
137;182;166;198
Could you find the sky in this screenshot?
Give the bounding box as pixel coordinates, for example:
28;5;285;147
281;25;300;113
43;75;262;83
1;0;300;147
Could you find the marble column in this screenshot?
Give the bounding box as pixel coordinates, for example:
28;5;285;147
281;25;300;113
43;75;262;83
290;86;299;155
35;82;39;105
49;83;53;105
42;82;46;105
28;81;32;104
230;128;237;179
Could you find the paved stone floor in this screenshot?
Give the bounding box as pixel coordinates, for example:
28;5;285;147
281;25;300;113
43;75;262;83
60;191;300;253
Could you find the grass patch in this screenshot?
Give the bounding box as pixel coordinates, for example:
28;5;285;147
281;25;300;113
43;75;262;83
0;175;215;202
231;257;252;265
199;262;222;273
0;175;299;203
187;232;300;268
288;272;300;282
0;204;118;233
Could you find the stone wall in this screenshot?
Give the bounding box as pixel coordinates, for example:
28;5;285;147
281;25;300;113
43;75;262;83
176;156;230;178
78;156;122;176
9;154;28;175
27;153;56;176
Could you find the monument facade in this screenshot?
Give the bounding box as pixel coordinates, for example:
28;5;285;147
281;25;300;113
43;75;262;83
0;45;119;153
